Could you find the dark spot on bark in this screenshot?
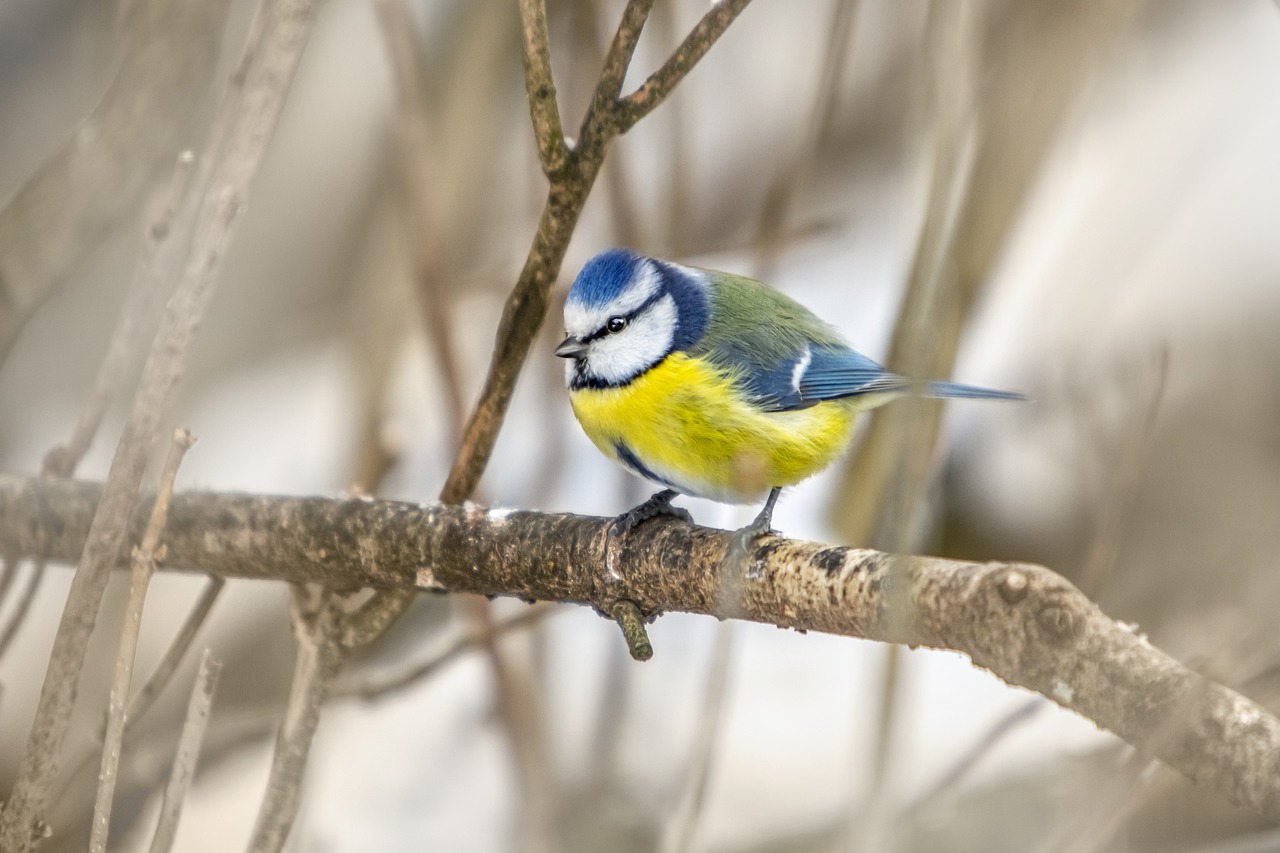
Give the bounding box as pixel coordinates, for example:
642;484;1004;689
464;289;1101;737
813;548;845;576
537;85;550;99
866;574;883;596
756;540;784;561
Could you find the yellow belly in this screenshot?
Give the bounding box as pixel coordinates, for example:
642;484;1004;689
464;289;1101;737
568;353;861;503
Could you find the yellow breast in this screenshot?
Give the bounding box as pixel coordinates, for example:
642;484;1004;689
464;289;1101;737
568;353;860;503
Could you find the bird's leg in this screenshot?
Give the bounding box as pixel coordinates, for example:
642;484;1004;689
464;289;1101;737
726;487;782;572
611;488;693;537
743;487;782;539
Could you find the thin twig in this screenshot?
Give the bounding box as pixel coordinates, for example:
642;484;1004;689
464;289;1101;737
0;559;44;663
518;0;569;174
466;596;553;853
129;575;226;724
246;588;347;853
752;0;859;278
146;648;222;853
831;0;982;548
334;606;552;700
615;0;755;134
42;152;197;479
0;0;232;364
1076;348;1168;596
374;0;467;451
91;428;196;853
50;575;226;806
660;623;734;853
0;0;318;846
0;557;17;608
908;697;1046;811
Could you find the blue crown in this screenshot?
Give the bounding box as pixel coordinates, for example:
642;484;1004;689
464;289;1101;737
567;249;644;308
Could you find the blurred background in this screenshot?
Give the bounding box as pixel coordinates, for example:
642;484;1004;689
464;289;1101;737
2;0;1280;850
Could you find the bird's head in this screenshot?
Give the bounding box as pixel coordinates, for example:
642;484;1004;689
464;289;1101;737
557;249;710;389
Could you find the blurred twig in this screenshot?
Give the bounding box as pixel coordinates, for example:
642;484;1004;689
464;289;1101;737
832;0;1141;545
0;559;43;665
42;151;197;479
753;0;859;279
907;697;1046;812
127;576;226;728
91;428;195;853
246;587;347;853
146;648;221;853
1076;347;1168;596
333;605;553;700
374;0;467;450
1031;752;1157;853
51;575;226;806
467;596;553;853
833;0;982;548
660;624;735;853
0;0;231;364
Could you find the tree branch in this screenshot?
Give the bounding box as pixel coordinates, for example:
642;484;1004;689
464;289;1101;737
1;475;1278;823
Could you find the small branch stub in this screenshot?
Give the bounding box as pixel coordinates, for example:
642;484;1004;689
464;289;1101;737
610;599;653;661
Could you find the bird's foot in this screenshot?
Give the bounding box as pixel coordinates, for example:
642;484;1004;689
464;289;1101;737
605;488;691;561
727;487;782;563
610;488;692;538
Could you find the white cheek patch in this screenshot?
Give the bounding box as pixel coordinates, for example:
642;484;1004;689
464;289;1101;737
584;295;677;384
564;260;661;339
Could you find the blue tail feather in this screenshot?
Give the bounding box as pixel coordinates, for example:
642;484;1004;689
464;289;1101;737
923;380;1029;402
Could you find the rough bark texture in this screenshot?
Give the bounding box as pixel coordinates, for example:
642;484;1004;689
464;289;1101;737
0;474;1277;822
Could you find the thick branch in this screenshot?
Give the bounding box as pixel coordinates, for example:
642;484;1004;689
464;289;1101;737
1;475;1278;822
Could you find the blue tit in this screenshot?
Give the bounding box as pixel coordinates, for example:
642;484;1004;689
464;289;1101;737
555;248;1025;539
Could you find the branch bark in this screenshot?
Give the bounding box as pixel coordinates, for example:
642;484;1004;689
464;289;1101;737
0;475;1277;823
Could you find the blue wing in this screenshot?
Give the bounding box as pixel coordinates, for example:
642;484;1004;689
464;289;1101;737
741;344;1026;412
739;345;908;412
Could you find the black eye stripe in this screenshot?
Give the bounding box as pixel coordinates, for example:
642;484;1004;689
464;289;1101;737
581;290;665;344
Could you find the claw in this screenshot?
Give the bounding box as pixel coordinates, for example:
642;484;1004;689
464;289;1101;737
727;487;782;560
610;488;692;537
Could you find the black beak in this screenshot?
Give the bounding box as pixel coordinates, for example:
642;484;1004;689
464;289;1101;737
555;336;588;359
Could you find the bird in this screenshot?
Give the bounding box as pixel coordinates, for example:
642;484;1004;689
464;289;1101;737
555;248;1026;541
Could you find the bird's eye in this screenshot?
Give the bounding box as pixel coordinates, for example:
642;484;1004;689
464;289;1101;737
606;316;628;333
